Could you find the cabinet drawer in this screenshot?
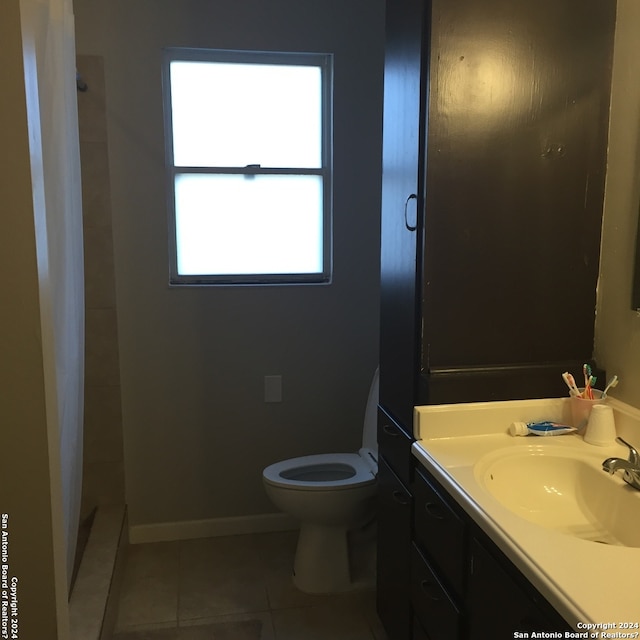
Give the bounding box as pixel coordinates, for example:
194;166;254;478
411;543;462;640
376;458;413;640
377;408;414;486
413;467;466;597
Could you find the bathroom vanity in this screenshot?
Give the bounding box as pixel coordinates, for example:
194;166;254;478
410;398;640;638
410;467;568;639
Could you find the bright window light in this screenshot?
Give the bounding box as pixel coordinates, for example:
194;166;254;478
170;62;322;168
162;49;333;285
174;174;323;275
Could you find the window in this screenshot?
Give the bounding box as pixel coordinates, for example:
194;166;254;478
162;48;333;285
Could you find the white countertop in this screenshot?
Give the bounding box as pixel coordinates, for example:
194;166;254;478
412;396;640;629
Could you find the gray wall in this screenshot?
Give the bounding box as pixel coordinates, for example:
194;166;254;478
595;0;640;407
73;0;386;529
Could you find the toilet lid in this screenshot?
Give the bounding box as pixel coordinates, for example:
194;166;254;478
361;368;379;455
263;452;376;491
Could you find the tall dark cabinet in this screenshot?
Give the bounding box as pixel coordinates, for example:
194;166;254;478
376;0;615;637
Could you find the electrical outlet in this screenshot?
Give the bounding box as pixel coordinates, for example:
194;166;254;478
264;375;282;403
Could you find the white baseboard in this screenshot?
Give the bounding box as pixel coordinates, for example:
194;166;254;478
128;512;298;544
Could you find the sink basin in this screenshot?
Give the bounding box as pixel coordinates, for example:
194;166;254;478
474;447;640;547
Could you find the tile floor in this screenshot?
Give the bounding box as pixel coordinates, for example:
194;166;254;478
112;529;387;640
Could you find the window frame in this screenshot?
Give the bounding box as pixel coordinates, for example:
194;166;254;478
161;47;334;286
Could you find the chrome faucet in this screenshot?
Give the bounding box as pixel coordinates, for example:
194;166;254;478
602;437;640;490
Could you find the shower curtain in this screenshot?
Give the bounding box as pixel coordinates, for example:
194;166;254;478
21;0;85;592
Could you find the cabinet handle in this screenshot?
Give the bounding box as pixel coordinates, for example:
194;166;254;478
404;193;418;231
424;501;446;520
420;579;442;602
382;424;399;437
392;490;411;506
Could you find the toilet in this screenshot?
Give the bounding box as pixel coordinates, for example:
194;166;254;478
262;368;379;594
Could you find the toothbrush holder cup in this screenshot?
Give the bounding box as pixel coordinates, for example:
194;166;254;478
569;389;605;433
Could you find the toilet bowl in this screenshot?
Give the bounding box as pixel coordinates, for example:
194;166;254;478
262;368;379;594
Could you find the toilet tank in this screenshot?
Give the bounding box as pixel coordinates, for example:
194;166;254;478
361;368;379;456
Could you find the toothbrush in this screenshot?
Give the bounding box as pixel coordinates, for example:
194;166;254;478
582;364;594;399
584;374;597;399
587;375;597;399
562;371;581;397
583;363;591;389
602;375;618;397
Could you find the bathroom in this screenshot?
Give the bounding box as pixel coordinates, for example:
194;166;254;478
77;0;385;636
1;0;640;637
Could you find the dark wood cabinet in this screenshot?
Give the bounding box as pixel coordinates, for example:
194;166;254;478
412;467;571;640
377;407;414;486
376;407;415;639
422;0;613;374
412;618;431;640
411;543;463;640
468;537;570;639
377;0;615;636
413;467;466;599
411;469;466;640
376;456;413;640
379;0;428;431
379;0;615;418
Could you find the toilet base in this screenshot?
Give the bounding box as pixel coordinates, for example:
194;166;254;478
292;523;351;594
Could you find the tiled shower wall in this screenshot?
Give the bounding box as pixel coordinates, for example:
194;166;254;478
77;55;125;516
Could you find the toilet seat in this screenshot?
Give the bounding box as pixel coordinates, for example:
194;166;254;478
263;451;376;491
261;369;380;593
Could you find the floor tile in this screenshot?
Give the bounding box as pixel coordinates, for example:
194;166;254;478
180;621;260;639
131;542;180;573
112;615;271;640
254;529;374;612
178;536;269;620
112;531;382;640
112;626;179;640
178;535;263;585
252;530;320;610
356;590;389;640
116;542;180;629
178;574;269;621
272;600;374;640
180;612;274;640
116;578;179;629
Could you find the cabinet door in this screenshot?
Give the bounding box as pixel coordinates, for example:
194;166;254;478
412;544;462;640
422;0;615;371
379;0;429;429
468;537;570;638
413;467;466;598
376;457;413;640
377;407;414;487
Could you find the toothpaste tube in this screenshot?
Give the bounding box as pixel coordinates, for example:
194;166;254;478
509;421;577;437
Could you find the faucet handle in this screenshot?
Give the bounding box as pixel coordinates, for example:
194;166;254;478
616;437;640;465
